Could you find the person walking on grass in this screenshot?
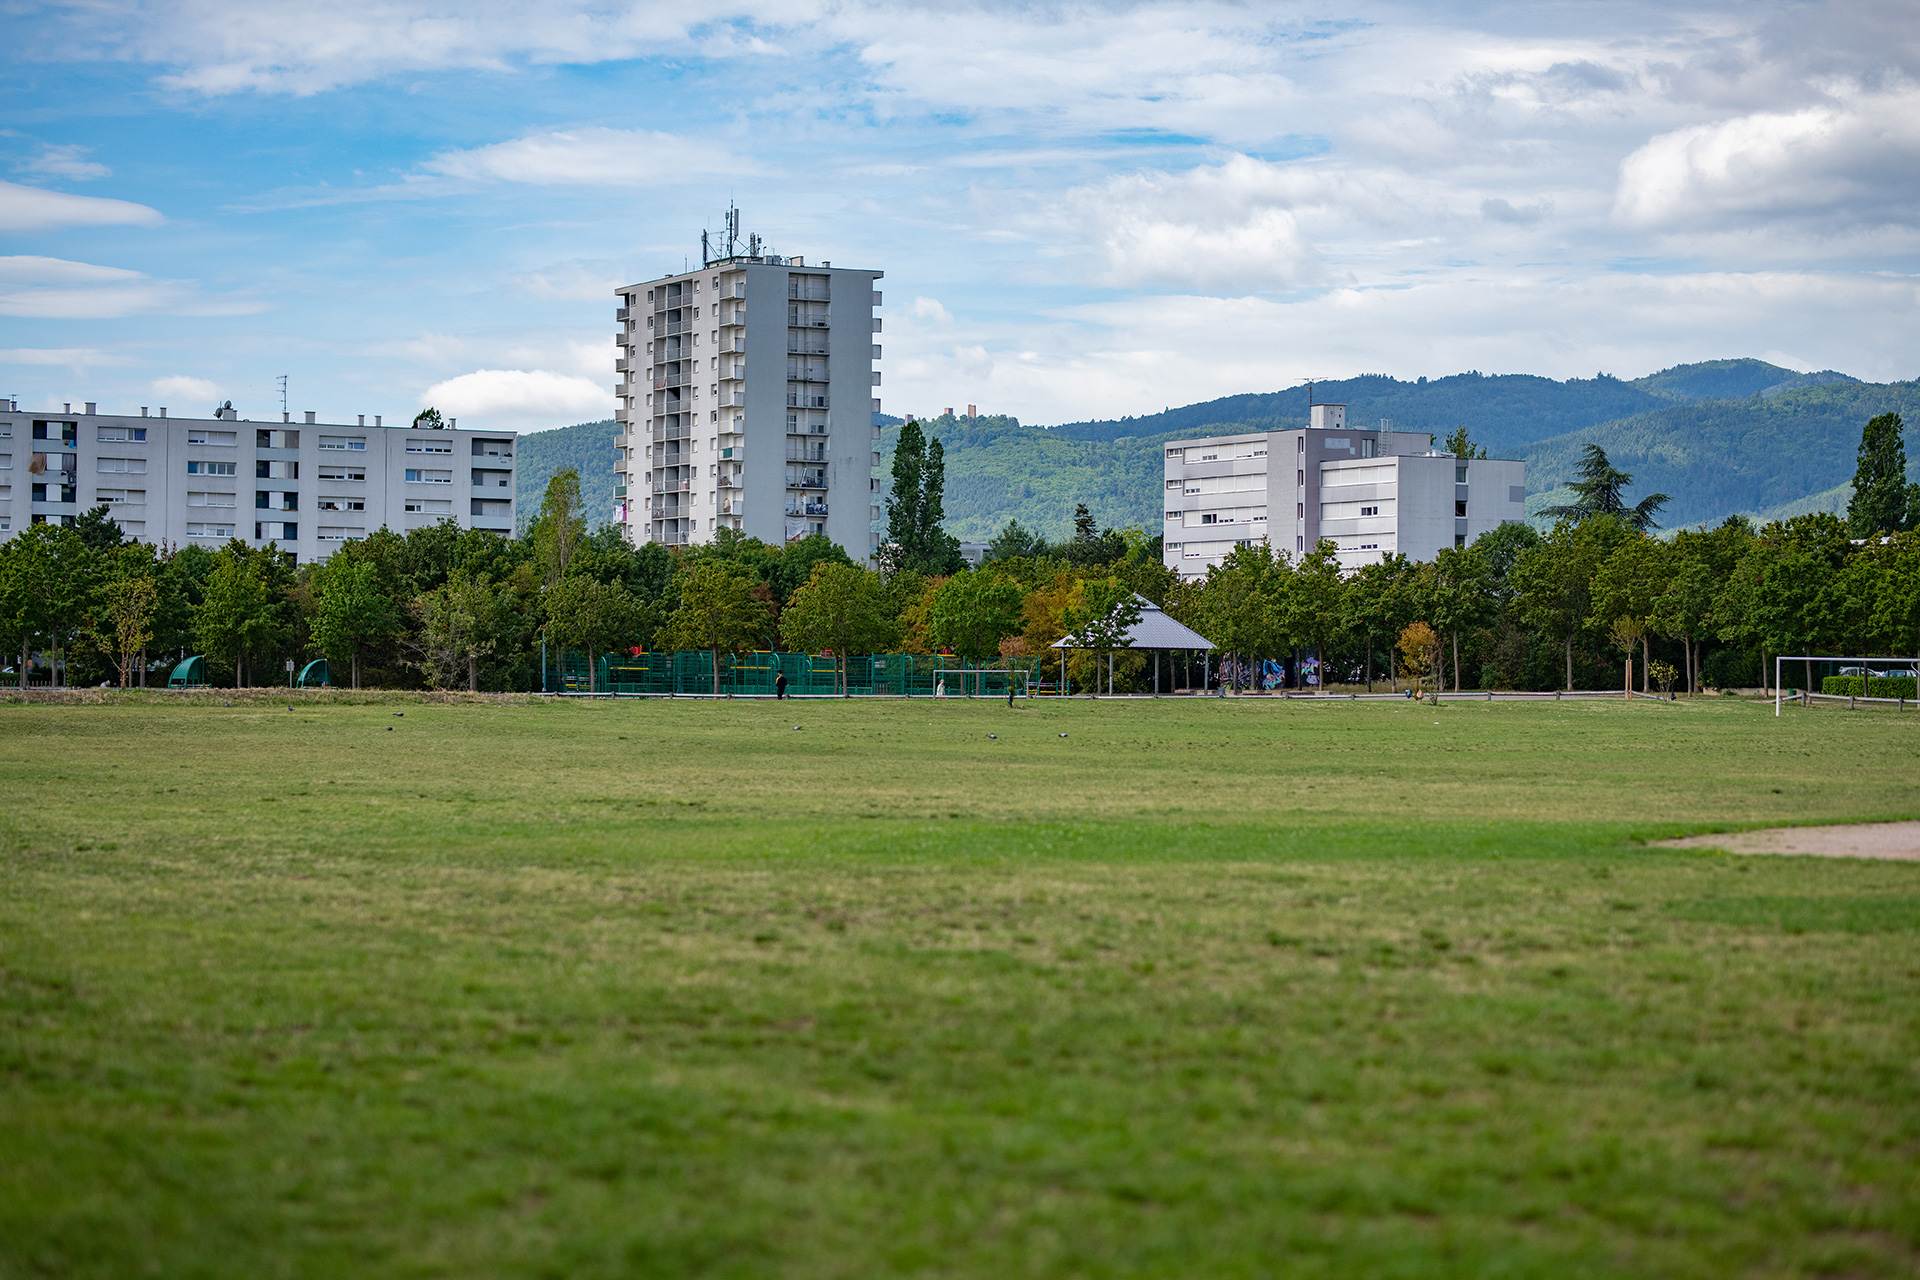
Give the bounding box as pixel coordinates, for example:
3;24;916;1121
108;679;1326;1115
775;671;788;700
1007;680;1016;708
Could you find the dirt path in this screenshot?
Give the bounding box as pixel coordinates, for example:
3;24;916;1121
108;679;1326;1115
1655;822;1920;861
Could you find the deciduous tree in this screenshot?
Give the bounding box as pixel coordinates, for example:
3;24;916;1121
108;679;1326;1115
659;563;772;696
781;562;896;694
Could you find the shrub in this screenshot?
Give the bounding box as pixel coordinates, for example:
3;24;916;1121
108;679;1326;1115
1821;675;1919;699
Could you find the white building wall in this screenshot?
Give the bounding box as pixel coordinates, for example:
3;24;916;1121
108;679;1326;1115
617;255;882;558
0;402;514;558
1162;407;1527;578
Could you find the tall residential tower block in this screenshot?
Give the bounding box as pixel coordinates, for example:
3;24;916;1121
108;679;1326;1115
614;247;883;555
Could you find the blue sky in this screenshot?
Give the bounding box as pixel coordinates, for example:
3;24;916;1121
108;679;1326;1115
3;0;1918;431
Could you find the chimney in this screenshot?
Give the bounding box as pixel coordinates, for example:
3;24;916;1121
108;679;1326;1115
283;412;290;423
449;417;456;429
374;415;382;427
304;411;316;425
85;402;96;415
358;415;365;426
64;403;71;413
160;407;168;418
141;407;149;417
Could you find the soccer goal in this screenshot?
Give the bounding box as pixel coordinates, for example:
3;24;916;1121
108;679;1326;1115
1773;655;1920;717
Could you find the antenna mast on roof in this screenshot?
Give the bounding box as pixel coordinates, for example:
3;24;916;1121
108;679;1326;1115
277;375;288;418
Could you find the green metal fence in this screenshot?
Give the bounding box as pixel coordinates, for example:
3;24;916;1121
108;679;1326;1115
542;650;1046;697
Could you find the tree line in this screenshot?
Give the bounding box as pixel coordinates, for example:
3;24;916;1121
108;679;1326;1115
1;414;1913;695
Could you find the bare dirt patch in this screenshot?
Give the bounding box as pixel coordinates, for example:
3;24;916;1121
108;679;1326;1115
1656;822;1920;861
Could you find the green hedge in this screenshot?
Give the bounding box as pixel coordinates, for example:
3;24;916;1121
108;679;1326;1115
1821;675;1919;699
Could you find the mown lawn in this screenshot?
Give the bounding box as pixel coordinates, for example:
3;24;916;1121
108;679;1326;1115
1;696;1917;1278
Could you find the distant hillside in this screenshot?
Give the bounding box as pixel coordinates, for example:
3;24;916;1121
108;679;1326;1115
1630;357;1858;402
1523;380;1920;529
516;419;617;531
907;361;1917;541
1043;371;1664;459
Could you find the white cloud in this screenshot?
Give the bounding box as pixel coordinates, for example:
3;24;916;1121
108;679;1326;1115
905;296;951;322
0;347;123;367
420;368;610;429
422;126;750;186
0;180;161;231
16;144;112;181
151;375;223;407
0;255;262;319
1614;90;1920;230
1058;156;1327;291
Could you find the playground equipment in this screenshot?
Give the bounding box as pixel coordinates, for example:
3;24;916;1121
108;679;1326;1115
167;655;207;689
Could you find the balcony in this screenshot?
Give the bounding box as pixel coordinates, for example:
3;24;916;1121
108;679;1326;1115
786;502;829;517
657;318;691;336
717;474;743;489
616;306;629;322
787;340;828;356
786;369;828;384
652;480;692;495
654;371;689;389
719;309;745;327
720;497;746;516
786;393;829;409
787;476;828;491
615;357;628;373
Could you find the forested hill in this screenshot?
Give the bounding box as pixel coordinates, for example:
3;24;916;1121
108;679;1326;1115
899;359;1913;542
1524;378;1920;529
516;419;617;530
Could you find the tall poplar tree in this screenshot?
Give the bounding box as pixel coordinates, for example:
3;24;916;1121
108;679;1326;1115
882;421;962;575
1846;412;1916;536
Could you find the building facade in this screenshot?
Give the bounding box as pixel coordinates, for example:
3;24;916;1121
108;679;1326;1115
1162;404;1526;578
0;400;516;559
613;252;884;557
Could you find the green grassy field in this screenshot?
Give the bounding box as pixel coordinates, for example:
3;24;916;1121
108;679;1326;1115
2;696;1918;1278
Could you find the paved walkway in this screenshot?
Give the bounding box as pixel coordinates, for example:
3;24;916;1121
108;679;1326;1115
1656;822;1920;861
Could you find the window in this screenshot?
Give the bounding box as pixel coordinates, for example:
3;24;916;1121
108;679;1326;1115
1253;449;1266;457
1361;439;1376;458
33;421;77;444
98;456;146;474
188;491;236;508
318;436;366;451
186;429;236;446
1360;505;1378;517
1456;466;1468;483
257;460;298;479
1201;513;1217;524
1454;534;1466;548
318;466;365;482
0;454;8;470
1455;500;1467;517
1297;503;1304;518
186;521;236;538
317;527;366;542
1297;470;1304;486
404;499;452;515
1165;479;1182;490
1166;541;1181;550
404;469;451;484
1199;452;1217;461
186;460;236;476
405;439;453;453
97;426;147;443
1166;449;1181;459
96;488;145;505
1165;510;1180;520
317;497;365;512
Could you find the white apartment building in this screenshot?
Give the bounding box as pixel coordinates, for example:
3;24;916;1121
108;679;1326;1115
0;399;516;559
613;230;884;556
1163;403;1527;578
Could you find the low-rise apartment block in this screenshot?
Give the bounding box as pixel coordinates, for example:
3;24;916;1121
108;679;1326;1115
1162;404;1526;578
613;217;884;556
0;400;516;558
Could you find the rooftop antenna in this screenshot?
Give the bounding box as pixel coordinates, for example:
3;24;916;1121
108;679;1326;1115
277;375;288;418
725;202;740;258
701;229;711;268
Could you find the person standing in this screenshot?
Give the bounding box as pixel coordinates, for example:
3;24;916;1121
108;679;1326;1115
775;672;788;700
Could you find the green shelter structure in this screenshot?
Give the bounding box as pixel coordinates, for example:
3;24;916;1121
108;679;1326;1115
167;655;207;689
297;659;330;688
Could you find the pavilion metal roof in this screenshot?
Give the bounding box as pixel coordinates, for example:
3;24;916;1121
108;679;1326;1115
1051;593;1216;651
